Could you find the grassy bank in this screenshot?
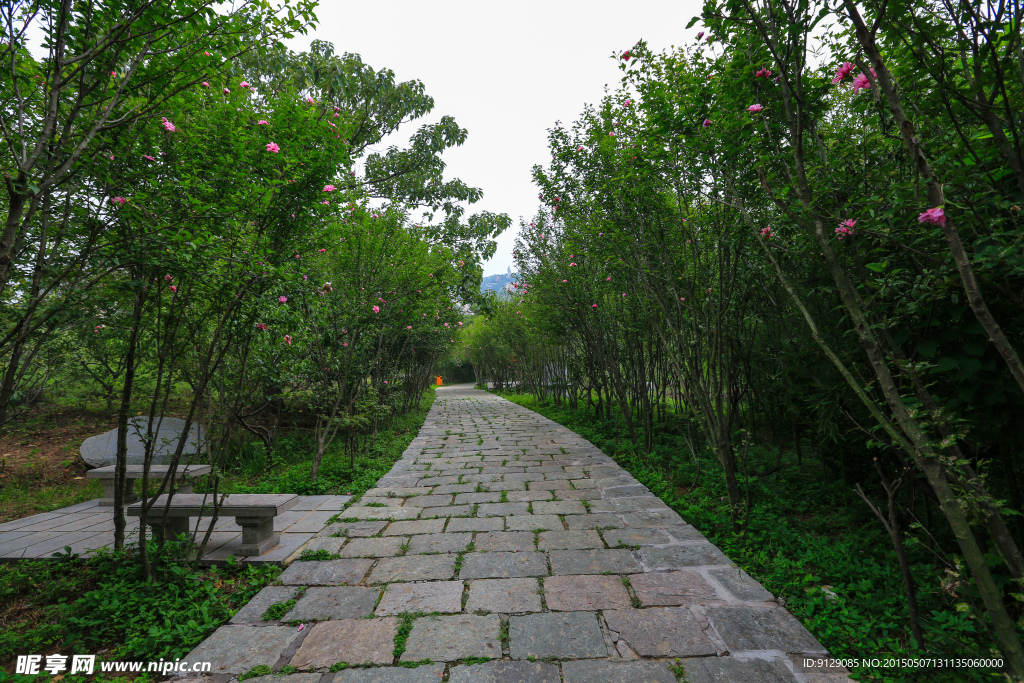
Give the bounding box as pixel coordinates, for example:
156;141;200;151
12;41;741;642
497;391;1006;683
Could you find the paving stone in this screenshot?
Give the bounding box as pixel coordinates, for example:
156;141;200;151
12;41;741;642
590;496;670;513
446;516;504;532
527;480;570;490
565;513;620;530
323;520;389;537
368;554;457;583
419;505;473;518
710;567;774;601
184;625;298;674
465;577;542;613
478;502;531;517
243;674;323;683
504;515;561;531
505;490;553;502
678;657;799;682
431;483;478;494
340;536;409;558
708;606;825;653
508;612;607;659
628;571;718;605
544;574;631;610
342;506;421;521
537;530;603;550
360;497;405;507
334;665;447;683
561;659;676;683
383;519;445;536
301;536;346;555
557;489;603;500
375;581;464;615
639;544;730;569
284;586;380;621
482;480;526;491
460;551;548;579
604;607;717;656
408;532;472;554
454;492;502;504
475;531;536;552
549;549;641;574
230;586;298;623
665;525;709;542
290;618;398;667
279;559;374;586
402;494;453;508
601;484;651;498
399;613;501;661
569;478;599;488
448;660;560;683
602;527;674;547
531;501;586;515
619;509;685;526
364;487;432;498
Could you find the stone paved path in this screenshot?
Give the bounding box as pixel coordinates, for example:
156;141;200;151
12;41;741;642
183;385;849;683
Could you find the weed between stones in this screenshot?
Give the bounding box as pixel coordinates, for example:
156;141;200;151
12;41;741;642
299;548;336;561
499;490;508;503
239;664;273;680
392;611;437;660
262;586;306;620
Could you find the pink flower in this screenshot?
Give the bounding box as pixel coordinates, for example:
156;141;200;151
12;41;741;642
609;131;616;137
143;155;156;161
110;196;127;206
323;185;336;192
755;68;772;78
201;82;210;87
622;50;631;61
373;305;380;313
343;342;348;347
591;304;598;308
570;262;577;266
266;142;280;153
606;276;612;281
256;323;268;331
577;146;584;151
562;279;568;283
748;103;763;113
306;96;314;104
257;120;269;125
204;51;211;56
160;117;176;132
835;219;856;240
284;335;292;345
165;275;173;281
169;285;177;292
599;232;604;236
852;69;876;94
279;296;287;303
918;207;946;227
318;248;326;253
240;81;251;88
761;227;775;239
703;119;712;127
831;62;855;84
623;99;632;107
697;31;704;39
223;88;230;94
407;325;412;329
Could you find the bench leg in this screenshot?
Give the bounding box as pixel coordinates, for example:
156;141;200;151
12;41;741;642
98;477;140;506
147;517;192;543
235;516;278;556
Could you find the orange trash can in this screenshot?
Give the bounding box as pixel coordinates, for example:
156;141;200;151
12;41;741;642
436;376;443;386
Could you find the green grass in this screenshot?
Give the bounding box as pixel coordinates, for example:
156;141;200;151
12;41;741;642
497;391;1008;683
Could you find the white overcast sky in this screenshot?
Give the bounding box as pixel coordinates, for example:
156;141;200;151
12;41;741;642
285;1;705;275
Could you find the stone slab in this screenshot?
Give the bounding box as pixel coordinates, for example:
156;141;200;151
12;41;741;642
549;549;642;575
532;501;586;516
284;586;380;621
400;614;501;661
375;581;464;615
446;517;504;533
230;586;299;623
408;532;471;554
604;607;718;656
561;660;676;683
322;521;389;538
448;660;560;683
368;554;457;583
602;527;674;547
475;531;536;552
544;574;631;611
290;618;398;667
629;571;719;605
465;577;542;613
709;567;774;601
708;605;825;653
334;665;446;683
340;536;408;558
509;611;607;659
460;551;548;579
504;515;562;531
478;502;531;517
184;625;298;674
537;530;603;550
639;544;731;569
678;657;799;682
80;416;205;467
279;559;374;586
566;513;620;530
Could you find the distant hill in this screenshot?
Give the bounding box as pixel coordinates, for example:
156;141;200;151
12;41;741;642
481;271;516;293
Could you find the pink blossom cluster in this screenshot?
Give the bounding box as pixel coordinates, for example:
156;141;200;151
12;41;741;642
835;219;857;240
831;62;855;84
760;227;775;239
754;68;772;78
160;117;176;133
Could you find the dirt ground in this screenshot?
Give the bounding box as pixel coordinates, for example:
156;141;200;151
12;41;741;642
0;406;115;523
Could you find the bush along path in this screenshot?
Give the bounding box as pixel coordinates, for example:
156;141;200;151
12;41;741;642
181;384;846;682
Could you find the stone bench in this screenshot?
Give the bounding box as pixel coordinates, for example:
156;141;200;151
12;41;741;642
86;464;212;506
127;494;298;556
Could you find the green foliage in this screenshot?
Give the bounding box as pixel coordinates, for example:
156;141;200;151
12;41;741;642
0;544;279;662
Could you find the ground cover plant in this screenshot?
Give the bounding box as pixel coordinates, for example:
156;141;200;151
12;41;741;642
499;391;1002;682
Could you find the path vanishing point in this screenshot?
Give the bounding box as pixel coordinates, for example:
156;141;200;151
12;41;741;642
181;384;850;682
